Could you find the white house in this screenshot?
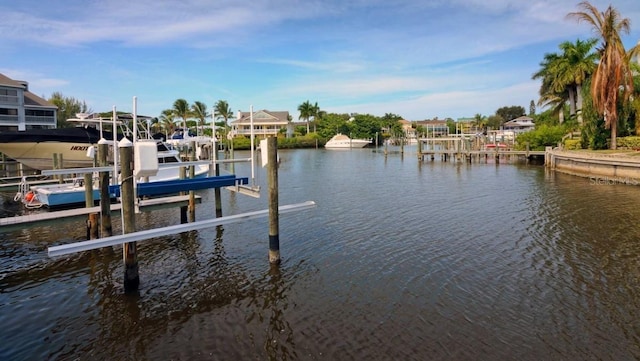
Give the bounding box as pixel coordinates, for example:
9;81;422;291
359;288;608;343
230;109;289;137
0;73;57;131
503;115;535;134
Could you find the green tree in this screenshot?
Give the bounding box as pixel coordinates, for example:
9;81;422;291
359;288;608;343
568;1;638;149
533;51;570;123
158;109;176;138
214;100;234;127
495;106;525;122
172;98;190;133
529;100;536;116
297;100;314;134
191;101;208;136
214;100;234;150
48;92;91;128
560;38;598;124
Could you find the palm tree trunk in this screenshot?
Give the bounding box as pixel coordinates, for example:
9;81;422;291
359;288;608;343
610;115;617;150
568;87;576;120
576;84;584;125
559;110;565;124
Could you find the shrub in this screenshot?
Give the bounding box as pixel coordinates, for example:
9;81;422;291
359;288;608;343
564;139;582;150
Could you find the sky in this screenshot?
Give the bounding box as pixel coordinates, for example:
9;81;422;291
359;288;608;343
1;0;640;122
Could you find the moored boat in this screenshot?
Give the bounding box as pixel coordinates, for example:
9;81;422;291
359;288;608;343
325;134;371;148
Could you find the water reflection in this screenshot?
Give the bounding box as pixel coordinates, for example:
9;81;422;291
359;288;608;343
2;149;640;359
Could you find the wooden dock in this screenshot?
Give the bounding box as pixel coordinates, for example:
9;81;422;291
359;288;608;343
416;137;545;163
0;194;201;230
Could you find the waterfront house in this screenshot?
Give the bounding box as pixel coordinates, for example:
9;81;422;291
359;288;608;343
0;73;57;131
503;116;535;134
415;119;449;137
230;109;289;138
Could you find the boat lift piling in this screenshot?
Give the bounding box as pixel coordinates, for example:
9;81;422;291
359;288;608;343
189;141;196;222
98;140;113;237
119;138;139;292
266;136;280;264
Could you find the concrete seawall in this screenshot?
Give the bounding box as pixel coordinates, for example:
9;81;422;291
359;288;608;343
546;147;640;183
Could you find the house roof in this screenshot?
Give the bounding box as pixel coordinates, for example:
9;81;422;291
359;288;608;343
504;115;535;128
231;109;289;124
0;72;57;108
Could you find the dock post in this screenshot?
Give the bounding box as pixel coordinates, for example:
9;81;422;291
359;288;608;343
188;141;196;222
417;139;423;161
267;136;280;264
84;173;98;239
98;141;112;237
179;166;188;224
214;147;223;217
119;139;139;292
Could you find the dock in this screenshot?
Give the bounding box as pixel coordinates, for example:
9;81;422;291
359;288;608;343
0;194;201;231
416;137;545;163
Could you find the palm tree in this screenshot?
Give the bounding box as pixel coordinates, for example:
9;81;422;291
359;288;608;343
214;100;234;128
567;1;635;149
533;52;570;123
191;101;208;136
172;98;191;135
214;100;234;151
532;38;597;125
214;100;234;139
311;102;323;133
298;100;314;134
559;38;598;124
158;109;176;139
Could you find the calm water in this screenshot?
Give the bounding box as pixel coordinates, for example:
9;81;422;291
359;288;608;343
1;147;640;360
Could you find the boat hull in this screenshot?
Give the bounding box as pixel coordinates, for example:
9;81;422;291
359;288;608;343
0;142;96;170
325;134;371;148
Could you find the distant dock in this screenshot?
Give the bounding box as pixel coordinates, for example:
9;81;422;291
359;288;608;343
416;137;545;163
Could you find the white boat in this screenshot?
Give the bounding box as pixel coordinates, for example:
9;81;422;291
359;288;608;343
10;112;213;207
324;134;371;148
20;138;211;208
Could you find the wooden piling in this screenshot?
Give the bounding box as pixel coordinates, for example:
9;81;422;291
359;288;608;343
84;173;98;239
120;139;139;292
179;165;188;224
98;141;113;237
267;136;280;264
214;147;223;218
188;142;196;222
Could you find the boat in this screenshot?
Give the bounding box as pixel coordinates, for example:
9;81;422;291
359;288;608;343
0;113;122;170
325;134;371;148
485;143;508;150
0;124;112;170
19;139;210;208
8;112;213;207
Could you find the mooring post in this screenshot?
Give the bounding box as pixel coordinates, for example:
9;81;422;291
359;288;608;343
98;140;113;237
84;172;98;239
214;146;222;218
267;136;280;264
179;165;188;224
189;141;196;222
417;139;422;161
119;138;139;292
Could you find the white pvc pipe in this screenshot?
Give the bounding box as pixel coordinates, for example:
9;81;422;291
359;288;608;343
48;201;316;257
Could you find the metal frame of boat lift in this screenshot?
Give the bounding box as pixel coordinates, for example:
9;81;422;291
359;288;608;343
48;201;316;257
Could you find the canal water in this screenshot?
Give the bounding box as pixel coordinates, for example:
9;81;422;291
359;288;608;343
1;147;640;360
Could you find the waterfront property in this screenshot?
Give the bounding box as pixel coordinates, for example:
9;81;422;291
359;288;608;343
0;73;57;131
503;115;536;134
230;109;289;138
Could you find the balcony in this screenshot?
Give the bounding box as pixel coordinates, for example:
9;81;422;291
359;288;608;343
0;95;19;104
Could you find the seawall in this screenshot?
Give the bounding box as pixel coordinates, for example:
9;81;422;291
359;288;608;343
545;147;640;183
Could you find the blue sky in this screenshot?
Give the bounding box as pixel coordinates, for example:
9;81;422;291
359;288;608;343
1;0;639;121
